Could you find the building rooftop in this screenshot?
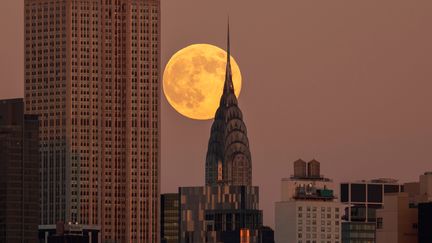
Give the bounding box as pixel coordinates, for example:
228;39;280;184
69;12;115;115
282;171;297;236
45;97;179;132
341;178;400;184
283;176;333;182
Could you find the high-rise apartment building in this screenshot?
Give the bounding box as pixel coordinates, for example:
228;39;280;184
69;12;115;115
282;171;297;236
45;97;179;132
0;98;40;242
24;1;161;242
281;159;336;202
275;160;344;243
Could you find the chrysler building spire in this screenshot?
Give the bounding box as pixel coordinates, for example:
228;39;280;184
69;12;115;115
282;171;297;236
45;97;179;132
205;22;252;186
224;18;234;94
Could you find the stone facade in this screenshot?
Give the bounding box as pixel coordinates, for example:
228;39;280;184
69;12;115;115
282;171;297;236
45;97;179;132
24;1;161;242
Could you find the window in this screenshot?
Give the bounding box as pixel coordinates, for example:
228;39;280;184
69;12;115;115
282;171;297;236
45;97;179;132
340;184;349;202
351;184;366;202
368;184;383;203
384;185;400;193
376;217;383;229
351;204;366;222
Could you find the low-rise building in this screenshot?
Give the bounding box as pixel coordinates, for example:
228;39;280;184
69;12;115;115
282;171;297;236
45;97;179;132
375;172;432;243
38;222;100;243
340;178;403;243
375;193;418;243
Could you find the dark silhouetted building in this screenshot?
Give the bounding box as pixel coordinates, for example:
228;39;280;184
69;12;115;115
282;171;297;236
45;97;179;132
161;194;179;243
38;222;100;243
257;226;274;243
24;0;161;241
204;25;252;188
0;98;40;242
418;202;432;243
179;23;263;243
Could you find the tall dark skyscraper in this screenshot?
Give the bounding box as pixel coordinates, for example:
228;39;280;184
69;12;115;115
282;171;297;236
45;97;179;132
24;0;161;242
179;24;263;243
205;26;252;187
0;98;40;242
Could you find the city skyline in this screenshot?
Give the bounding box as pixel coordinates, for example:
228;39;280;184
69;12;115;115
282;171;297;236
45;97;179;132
1;0;432;228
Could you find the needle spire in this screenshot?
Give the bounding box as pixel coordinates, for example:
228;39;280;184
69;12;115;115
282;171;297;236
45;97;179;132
224;17;234;94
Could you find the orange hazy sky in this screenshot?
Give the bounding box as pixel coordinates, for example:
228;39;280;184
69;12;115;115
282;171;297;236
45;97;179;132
1;0;432;227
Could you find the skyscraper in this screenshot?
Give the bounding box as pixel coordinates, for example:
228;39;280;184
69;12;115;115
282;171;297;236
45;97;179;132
179;23;263;243
0;98;40;242
24;1;161;242
205;24;252;187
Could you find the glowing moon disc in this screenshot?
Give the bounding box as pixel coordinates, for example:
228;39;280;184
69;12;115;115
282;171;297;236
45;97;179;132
163;44;242;120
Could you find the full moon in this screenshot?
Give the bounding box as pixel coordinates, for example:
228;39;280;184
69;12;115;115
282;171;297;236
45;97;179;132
163;44;242;120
